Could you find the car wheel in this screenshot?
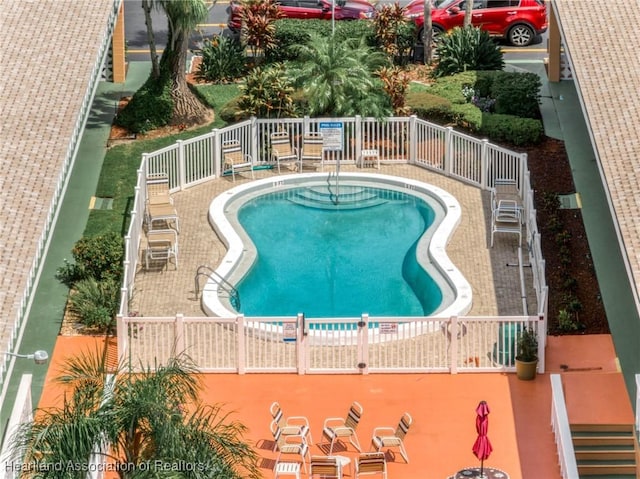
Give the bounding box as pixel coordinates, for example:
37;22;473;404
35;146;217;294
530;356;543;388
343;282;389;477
508;24;534;47
417;26;444;45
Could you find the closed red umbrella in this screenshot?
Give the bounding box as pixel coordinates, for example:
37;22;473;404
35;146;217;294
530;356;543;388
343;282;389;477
472;400;493;478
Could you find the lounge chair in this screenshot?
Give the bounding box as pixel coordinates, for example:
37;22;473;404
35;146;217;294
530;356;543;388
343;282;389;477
222;140;254;182
271;419;310;473
371;412;412;463
490;199;522;247
355;452;387;478
321;401;363;455
309;455;343;479
270;401;313;445
271;131;299;173
491;178;522;212
145;229;178;270
146;173;173;205
299;132;324;171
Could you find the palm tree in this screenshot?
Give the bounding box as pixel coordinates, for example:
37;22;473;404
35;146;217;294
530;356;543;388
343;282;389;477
11;350;260;478
289;34;392;118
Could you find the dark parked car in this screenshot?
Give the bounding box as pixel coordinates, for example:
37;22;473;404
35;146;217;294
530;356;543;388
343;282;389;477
228;0;376;32
403;0;548;47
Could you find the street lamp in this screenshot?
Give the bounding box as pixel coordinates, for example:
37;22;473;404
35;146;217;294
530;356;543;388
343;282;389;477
5;350;49;365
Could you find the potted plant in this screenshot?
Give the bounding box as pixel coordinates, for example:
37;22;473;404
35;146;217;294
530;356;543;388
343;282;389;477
515;326;539;380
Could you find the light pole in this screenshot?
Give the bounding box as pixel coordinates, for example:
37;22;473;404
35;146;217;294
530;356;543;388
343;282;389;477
332;0;336;36
5;350;49;365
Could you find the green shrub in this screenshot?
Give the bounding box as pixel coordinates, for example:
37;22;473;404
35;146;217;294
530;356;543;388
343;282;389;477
450;103;483;131
114;75;173;134
432;27;504;78
490;71;541;118
57;232;124;286
69;278;120;331
478;113;543;145
197;35;246;83
406;91;454;123
238;64;297;118
218;97;248;123
427;71;480;104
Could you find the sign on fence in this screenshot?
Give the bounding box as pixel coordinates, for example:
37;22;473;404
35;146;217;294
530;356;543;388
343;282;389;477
379;322;398;334
283;322;297;342
319;122;344;151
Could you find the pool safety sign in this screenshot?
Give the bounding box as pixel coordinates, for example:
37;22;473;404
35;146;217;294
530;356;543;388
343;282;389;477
319;122;344;151
379;322;398;334
283;322;297;342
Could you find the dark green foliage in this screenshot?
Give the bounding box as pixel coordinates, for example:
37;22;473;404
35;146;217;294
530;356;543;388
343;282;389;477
237;64;297;118
490;71;541;118
56;232;124;286
406;90;454;123
267;19;375;63
432;27;504;78
427;70;479;103
114;74;173;134
218;97;248;123
478;113;543;145
197;35;247;83
516;326;538;361
68;278;120;330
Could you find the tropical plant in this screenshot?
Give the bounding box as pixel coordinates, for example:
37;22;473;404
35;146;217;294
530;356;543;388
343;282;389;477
118;0;212;132
288;34;392;117
516;326;538;362
11;352;261;479
238;63;297;118
378;66;411;116
197;36;247;83
374;3;415;65
240;0;282;61
68;277;120;331
56;232;124;286
432;27;504;77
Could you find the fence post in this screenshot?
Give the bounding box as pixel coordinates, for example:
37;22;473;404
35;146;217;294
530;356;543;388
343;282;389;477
297;313;305;375
237;315;245;374
408;115;417;164
537;315;545;373
444;126;453;176
355;115;363;156
250;117;258;166
212;130;221;178
116;314;127;368
176;140;186;190
359;313;369;375
449;316;458;374
480;138;489;189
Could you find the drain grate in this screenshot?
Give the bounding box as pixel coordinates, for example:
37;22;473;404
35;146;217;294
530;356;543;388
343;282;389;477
90;196;114;210
558;193;581;209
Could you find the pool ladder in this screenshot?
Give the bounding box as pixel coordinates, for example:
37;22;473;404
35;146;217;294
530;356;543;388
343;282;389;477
326;171;339;205
194;265;241;311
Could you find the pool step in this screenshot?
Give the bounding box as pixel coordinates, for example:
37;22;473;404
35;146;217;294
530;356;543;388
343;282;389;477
289;186;388;210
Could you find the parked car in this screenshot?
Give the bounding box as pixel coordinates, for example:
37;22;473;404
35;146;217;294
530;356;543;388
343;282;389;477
228;0;376;32
403;0;548;47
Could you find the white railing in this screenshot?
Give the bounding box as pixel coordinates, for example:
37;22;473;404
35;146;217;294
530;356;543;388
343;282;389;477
0;0;123;389
550;374;580;479
636;374;640;439
117;314;543;374
0;374;33;479
119;115;548;372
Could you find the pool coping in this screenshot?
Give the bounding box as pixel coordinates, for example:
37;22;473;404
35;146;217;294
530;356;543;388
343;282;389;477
204;172;473;321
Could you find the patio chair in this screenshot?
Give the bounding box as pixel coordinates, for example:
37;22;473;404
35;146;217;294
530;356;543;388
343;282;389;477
146;173;173;205
321;401;363;455
222;140;254;182
490;199;522;247
371;412;412;463
355;452;387;478
271;131;299;173
271;419;310;474
299;132;324;171
491;178;522;212
270;401;313;446
144;229;178;270
309;455;343;479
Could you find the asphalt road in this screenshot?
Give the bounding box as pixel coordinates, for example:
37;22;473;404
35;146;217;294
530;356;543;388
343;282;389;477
123;0;547;63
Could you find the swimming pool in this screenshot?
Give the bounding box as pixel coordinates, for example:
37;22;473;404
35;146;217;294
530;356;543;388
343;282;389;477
204;173;472;319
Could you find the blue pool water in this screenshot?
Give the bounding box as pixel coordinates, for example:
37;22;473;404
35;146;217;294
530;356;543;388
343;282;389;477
235;186;443;317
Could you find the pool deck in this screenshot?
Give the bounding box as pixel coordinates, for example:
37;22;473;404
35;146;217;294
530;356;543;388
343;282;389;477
131;163;538;319
39;333;633;479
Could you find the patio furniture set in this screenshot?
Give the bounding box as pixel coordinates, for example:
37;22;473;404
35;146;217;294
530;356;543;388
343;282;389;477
143;174;179;270
271;400;412;478
490;178;524;247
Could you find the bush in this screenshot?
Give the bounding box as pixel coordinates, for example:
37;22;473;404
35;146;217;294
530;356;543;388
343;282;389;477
490;71;541;118
238;64;297;118
432;27;504;78
114;75;173;134
406;90;454;123
478;113;543;145
57;232;124;286
197;35;246;83
68;278;120;331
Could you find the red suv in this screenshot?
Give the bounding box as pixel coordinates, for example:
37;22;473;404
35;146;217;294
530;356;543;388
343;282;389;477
403;0;547;47
228;0;376;32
